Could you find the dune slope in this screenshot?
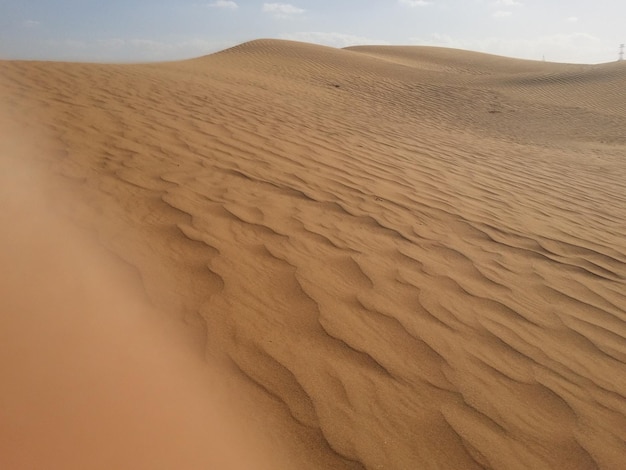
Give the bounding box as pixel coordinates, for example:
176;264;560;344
2;39;626;469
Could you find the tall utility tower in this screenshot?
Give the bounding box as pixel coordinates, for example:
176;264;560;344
620;44;625;61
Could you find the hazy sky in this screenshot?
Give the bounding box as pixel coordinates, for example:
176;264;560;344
1;1;624;64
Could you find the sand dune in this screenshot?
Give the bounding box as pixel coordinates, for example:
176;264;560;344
2;39;626;469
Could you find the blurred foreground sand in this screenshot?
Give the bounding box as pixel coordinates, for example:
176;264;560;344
0;127;284;469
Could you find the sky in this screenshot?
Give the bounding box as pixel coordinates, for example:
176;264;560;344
1;0;625;64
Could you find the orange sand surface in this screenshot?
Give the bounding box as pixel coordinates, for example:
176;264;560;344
1;39;626;469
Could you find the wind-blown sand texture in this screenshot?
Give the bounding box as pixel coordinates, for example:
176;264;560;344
2;39;626;469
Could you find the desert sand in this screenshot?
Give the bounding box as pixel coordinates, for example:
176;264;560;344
1;39;626;469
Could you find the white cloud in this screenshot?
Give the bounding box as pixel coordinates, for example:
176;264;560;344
263;3;305;19
566;16;578;23
492;10;513;18
489;0;520;18
127;38;234;58
410;31;611;64
22;20;41;28
399;0;431;6
98;38;126;48
509;32;608;63
281;32;390;48
491;0;522;6
41;39;89;52
40;37;234;62
209;0;238;9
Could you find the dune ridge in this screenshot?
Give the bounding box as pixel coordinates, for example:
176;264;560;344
2;39;626;469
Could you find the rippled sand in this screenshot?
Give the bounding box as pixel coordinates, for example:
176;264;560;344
2;39;626;469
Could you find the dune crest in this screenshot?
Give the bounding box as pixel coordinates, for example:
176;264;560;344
2;39;626;469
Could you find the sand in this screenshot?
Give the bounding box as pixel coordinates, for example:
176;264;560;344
1;39;626;469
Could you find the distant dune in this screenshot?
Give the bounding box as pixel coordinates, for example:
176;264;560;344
1;39;626;469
